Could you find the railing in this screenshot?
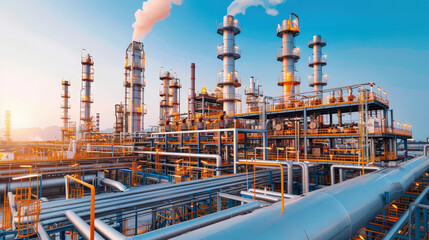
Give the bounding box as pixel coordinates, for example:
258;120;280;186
81;56;93;64
244;87;262;96
61;92;70;98
217;45;241;57
277;75;301;85
82;72;94;81
309;54;327;65
81;94;94;103
159;71;175;79
61;101;71;109
309;74;328;86
217;21;240;32
308;38;326;46
169;79;181;88
217;93;241;101
276;19;299;34
217;76;241;86
277;47;300;59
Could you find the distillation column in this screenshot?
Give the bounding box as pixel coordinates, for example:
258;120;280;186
217;15;241;115
308;35;327;99
124;41;146;133
61;80;71;141
95;113;100;132
80;51;94;138
277;13;300;101
169;76;181;117
189;63;196;115
159;71;173;123
244;76;263;111
114;104;124;133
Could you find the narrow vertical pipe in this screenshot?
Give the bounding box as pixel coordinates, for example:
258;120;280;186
190;63;196;115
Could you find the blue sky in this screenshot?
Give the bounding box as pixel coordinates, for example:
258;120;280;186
0;0;428;140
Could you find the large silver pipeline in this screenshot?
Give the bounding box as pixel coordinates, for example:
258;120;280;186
136;151;222;176
132;201;260;240
37;223;51;240
171;156;429;240
94;219;127;240
330;164;382;185
0;174;96;195
240;191;280;202
100;178;129;192
64;210;104;240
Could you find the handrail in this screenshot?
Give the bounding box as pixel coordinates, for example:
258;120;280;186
64;175;95;240
237;161;284;213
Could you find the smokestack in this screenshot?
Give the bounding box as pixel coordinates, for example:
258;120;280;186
61;80;71;141
308;35;327;99
80;50;94;139
189;63;196;115
217;15;242;115
277;13;300;101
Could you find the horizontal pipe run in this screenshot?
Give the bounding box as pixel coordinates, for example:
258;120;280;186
248;188;298;199
94;219;127;240
100;178;129;192
37;223;51;240
218;192;254;204
131;201;260;240
170;156;429;240
65;210;104;240
240;191;280;202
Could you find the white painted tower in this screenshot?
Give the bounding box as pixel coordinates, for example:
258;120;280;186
308;35;327;99
217;15;242;115
80;50;94;138
277;13;300;101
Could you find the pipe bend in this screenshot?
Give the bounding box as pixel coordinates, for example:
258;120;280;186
100;178;129;192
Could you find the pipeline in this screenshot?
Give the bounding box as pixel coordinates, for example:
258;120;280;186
39;170;278;225
100;178;129;192
94;219;127;240
65;210;104;240
37;223;51;240
0;174;96;195
171;156;429;240
132;201;260;240
135;151;222;176
424;145;429;157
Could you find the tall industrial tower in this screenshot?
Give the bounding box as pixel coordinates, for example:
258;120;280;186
4;111;10;144
124;41;146;133
169;75;181;117
188;63;196;115
244;76;263;110
217;15;242;115
308;35;327;99
61;80;71;141
159;71;171;123
80;50;94;138
277;13;300;100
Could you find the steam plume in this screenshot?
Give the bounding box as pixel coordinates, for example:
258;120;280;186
132;0;183;41
227;0;285;16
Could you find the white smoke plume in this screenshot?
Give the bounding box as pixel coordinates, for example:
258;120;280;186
227;0;285;16
132;0;183;41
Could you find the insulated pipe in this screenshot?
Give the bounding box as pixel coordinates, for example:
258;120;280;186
330;165;381;186
136;151;222;176
240;191;280;202
424;145;429;157
248;188;298;199
65;210;104;240
37;223;51;240
94;219;127;240
7;192;17;230
171;156;429;240
0;174;96;195
100;178;129;192
132;201;260;240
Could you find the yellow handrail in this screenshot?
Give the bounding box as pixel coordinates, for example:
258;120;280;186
238;161;284;213
64;175;95;240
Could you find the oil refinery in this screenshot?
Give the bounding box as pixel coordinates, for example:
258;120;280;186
0;2;428;240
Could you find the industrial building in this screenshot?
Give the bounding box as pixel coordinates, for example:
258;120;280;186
0;12;427;240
